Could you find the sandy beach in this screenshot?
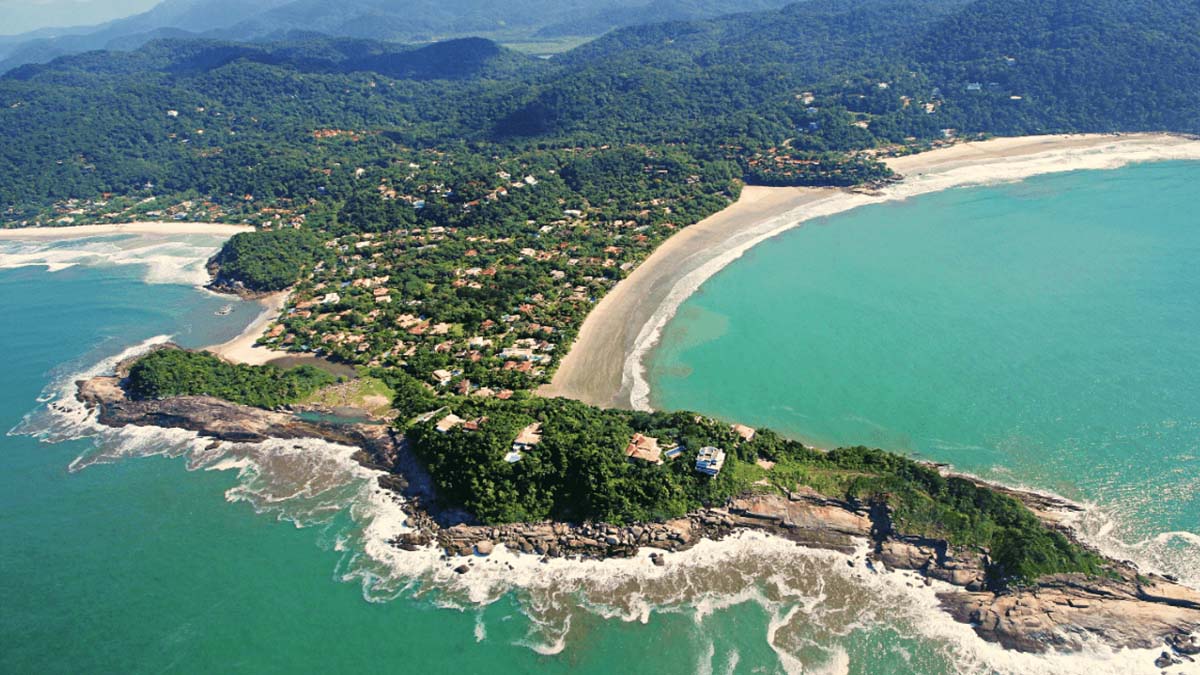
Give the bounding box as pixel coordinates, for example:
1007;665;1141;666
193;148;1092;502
206;291;296;365
0;221;253;241
541;133;1200;410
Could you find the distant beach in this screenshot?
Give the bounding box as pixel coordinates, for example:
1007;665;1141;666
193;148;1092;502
0;220;348;373
0;221;253;241
542;133;1200;409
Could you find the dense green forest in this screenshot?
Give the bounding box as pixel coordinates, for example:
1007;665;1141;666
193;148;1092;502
209;227;331;292
126;348;336;408
404;395;1106;588
4;0;1198;224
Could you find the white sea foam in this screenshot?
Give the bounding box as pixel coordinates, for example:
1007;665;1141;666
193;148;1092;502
0;234;228;287
18;341;1197;674
473;610;487;643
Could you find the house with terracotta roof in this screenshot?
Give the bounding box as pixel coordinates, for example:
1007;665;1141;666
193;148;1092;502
435;413;463;433
625;433;663;465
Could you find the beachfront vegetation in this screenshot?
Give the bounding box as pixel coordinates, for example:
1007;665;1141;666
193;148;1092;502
209;228;331;292
401;395;1107;587
126;348;336;408
35;0;1191;588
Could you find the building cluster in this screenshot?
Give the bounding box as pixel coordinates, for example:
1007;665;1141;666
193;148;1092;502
260;158;690;398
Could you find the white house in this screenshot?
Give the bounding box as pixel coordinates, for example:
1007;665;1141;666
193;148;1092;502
695;447;727;477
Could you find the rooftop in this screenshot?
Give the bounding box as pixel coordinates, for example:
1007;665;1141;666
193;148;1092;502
625;433;663;464
513;422;543;448
435;413;464;433
695;446;727;476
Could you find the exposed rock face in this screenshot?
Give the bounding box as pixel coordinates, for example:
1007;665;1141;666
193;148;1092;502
76;373;1200;665
940;574;1200;654
418;487;1200;664
427;491;874;562
76;376;400;468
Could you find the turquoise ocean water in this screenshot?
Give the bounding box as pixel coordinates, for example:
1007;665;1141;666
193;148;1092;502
649;161;1200;586
3;163;1196;675
2;236;973;675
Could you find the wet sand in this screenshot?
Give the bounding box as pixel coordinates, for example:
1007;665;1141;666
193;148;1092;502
542;133;1200;409
538;186;830;408
206;292;295;365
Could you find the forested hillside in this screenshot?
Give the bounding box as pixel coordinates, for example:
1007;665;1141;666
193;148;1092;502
3;0;1196;226
502;0;1200;143
0;0;798;72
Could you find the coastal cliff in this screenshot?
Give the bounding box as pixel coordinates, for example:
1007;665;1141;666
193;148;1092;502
76;373;1200;666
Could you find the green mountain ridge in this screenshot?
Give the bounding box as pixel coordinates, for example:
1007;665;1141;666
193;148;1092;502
2;0;1198;220
0;0;798;73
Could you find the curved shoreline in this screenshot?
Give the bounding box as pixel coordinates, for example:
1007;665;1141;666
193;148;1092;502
0;221;254;240
542;133;1200;410
205;291;295;365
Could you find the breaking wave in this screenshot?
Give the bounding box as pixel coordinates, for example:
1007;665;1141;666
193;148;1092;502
11;339;1198;674
0;234;228;287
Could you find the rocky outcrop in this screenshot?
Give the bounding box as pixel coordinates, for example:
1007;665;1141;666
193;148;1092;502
940;574;1200;654
76;375;400;468
406;482;1200;665
204;257;275;300
420;490;874;561
77;373;1200;666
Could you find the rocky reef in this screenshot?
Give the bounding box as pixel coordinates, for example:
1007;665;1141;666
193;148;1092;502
76;374;401;470
76;372;1200;666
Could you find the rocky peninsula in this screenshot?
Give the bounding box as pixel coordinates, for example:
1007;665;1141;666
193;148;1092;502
76;367;1200;667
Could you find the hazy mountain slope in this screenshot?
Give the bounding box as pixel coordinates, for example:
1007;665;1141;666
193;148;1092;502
0;0;290;71
0;0;798;73
494;0;1200;140
5;36;546;82
913;0;1200;133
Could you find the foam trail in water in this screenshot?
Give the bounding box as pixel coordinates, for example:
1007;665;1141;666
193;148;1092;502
0;234;228;287
15;336;1200;674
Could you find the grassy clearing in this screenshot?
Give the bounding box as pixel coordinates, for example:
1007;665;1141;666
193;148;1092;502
300;374;396;418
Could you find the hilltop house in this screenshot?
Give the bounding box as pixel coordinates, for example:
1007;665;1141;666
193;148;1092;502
507;422;543;463
695;447;727;476
435;413;464;433
625;433;663;465
731;424;756;442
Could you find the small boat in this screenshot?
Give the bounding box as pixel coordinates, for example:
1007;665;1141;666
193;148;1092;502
215;304;234;316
